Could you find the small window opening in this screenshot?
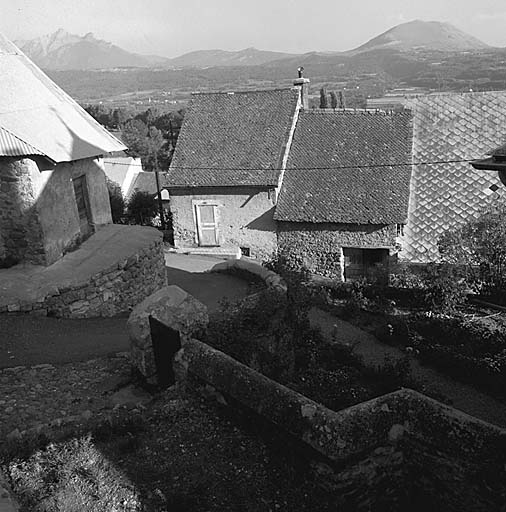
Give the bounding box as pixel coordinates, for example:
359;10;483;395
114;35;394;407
396;224;405;237
240;247;250;257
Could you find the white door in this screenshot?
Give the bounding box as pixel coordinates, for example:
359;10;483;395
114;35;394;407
195;204;219;246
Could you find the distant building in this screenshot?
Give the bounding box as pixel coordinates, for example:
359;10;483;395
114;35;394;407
0;34;125;267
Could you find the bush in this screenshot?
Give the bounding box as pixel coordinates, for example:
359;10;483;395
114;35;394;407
290;367;372;411
419;263;468;314
439;205;506;301
106;178;125;223
127;190;158;225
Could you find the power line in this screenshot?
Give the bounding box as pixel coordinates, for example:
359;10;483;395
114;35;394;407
104;157;482;171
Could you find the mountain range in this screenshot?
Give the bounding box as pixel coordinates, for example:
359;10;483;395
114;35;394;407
15;20;495;71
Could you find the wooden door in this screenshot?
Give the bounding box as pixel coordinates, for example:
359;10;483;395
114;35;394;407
195;204;219;246
343;248;388;282
73;175;93;237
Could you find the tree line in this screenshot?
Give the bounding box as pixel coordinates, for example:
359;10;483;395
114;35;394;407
83;105;185;171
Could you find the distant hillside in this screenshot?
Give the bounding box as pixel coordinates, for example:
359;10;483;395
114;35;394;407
15;29;170;70
168;47;298;68
352;20;491;53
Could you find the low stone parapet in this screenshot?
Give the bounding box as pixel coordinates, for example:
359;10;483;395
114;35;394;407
175;338;506;511
208;258;287;293
0;225;166;318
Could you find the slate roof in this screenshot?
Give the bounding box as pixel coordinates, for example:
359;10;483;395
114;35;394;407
166;88;299;188
402;92;506;262
0;33;125;162
131;171;159;196
274;110;413;223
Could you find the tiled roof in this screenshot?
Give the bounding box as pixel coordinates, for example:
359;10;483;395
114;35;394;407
402;92;506;263
166;88;299;188
274;110;413;223
0;33;125;162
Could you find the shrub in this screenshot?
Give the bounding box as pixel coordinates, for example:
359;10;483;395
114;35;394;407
106;178;125;223
291;367;372;411
419;263;468;314
341;280;369;318
439;205;506;301
127;190;158;225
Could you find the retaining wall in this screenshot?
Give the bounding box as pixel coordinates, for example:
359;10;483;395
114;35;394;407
1;233;166;318
175;338;506;511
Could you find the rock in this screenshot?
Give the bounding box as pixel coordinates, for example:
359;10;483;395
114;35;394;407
128;286;208;379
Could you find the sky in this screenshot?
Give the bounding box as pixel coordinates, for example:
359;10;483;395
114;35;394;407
2;0;506;57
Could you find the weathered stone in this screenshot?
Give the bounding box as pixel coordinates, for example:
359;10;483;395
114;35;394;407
128;286;208;379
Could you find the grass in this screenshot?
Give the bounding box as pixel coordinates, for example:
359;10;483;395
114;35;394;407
8;436;140;512
1;388;337;512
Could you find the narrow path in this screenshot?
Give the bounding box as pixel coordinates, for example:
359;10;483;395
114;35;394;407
309;306;506;428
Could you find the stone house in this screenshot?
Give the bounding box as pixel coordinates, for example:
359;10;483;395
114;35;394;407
275;109;413;280
166;88;300;260
167;76;506;279
0;34;126;267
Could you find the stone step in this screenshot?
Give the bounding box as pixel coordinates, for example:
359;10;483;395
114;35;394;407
173;246;241;260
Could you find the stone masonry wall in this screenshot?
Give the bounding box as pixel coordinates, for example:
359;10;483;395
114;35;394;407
277;221;398;279
0;157;46;266
170;187;278;261
0;156;112;267
1;236;166;318
175;339;506;511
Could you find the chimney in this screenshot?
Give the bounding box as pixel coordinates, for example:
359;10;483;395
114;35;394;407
293;66;310;110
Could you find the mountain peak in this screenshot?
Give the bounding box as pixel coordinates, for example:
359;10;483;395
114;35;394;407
352;19;490;53
14;30;170;70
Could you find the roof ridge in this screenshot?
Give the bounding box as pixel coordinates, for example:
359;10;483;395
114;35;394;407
303;109;410;116
191;87;295;96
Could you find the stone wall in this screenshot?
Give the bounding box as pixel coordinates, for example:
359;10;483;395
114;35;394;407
0;155;112;267
30;156;112;265
277;221;398;279
175;339;506;511
1;234;165;318
170;187;277;260
0;157;46;266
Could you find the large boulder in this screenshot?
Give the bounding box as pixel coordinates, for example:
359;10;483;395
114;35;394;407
128;285;208;381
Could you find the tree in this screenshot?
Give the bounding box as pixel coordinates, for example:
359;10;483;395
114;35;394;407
439;204;506;298
319;88;328;109
106;178;125;223
121;118;149;157
330;91;338;109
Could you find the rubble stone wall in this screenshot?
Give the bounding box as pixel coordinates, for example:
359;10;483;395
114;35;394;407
176;338;506;511
1;236;165;318
277;221;398;279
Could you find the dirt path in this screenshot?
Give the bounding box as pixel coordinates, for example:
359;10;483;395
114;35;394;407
0;315;129;369
309;306;506;428
1;255;250;369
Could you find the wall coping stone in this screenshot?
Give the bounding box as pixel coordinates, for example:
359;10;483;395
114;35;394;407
208;258;287;293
